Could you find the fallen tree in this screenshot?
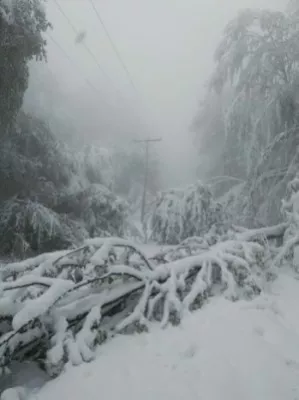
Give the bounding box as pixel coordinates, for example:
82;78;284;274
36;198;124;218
0;231;272;378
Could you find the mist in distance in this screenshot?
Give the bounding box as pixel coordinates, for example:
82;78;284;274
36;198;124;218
24;0;285;188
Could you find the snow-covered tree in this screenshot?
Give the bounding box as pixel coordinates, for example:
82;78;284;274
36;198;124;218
0;112;74;202
213;6;299;170
0;0;50;131
193;4;299;226
75;145;114;189
0;110;78;256
0;0;145;257
55;184;128;239
150;181;228;245
273;172;299;270
0;112;130;256
0;199;88;256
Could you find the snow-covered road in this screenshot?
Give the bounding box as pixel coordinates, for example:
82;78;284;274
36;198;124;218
28;272;299;400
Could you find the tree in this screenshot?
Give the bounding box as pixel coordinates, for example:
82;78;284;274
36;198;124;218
0;111;74;202
0;112;129;256
0;0;50;132
149;181;227;245
0;112;86;255
193;3;299;226
210;6;299;175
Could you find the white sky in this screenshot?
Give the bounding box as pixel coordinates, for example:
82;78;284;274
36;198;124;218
38;0;285;187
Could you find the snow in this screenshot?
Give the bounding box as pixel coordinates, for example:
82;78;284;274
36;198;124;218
86;237;155;270
2;251;69;278
46;307;102;371
1;387;27;400
86;237;133;265
152;239;261;289
56;280;144;321
27;272;299;400
12;279;73;330
70;306;101;364
138;243;174;259
47;317;68;368
2;275;66;291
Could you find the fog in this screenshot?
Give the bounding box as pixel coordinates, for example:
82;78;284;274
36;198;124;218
25;0;285;188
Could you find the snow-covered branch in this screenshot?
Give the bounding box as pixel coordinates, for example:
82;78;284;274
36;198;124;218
236;223;288;242
0;234;267;376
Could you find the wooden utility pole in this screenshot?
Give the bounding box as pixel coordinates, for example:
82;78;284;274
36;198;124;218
134;138;162;226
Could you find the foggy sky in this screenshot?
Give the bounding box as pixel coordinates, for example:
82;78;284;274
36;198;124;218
32;0;285;187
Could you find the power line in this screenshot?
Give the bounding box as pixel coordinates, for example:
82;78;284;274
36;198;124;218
51;0;157;149
88;0;137;93
46;32;106;100
52;0;156;138
47;33;125;111
52;0;123;98
88;1;160;144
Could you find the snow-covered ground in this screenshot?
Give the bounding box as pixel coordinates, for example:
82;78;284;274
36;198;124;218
25;271;299;400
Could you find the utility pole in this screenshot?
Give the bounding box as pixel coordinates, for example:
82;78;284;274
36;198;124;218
134;138;162;231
